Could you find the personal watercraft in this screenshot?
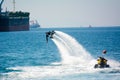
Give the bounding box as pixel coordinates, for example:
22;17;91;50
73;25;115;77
94;57;110;68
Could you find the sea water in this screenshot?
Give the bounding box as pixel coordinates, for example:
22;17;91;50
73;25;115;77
0;27;120;80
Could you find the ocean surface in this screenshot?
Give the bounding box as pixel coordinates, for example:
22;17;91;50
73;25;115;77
0;27;120;80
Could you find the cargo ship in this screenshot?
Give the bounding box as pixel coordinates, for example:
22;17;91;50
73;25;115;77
0;0;30;31
30;20;40;28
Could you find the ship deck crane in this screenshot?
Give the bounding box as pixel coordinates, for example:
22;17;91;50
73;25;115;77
0;0;4;13
13;0;15;12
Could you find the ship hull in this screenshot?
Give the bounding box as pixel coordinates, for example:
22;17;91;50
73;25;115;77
0;12;30;32
0;25;29;31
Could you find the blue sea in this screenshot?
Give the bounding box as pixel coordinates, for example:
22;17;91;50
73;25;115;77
0;27;120;80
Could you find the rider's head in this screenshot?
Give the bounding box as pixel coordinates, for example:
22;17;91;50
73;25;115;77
102;50;107;54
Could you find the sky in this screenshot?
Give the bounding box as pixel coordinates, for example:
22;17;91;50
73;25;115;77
1;0;120;28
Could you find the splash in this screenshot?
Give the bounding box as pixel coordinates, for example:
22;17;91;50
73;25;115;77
52;31;94;65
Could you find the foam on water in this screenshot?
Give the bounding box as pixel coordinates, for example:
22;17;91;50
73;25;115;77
2;64;120;80
2;65;95;80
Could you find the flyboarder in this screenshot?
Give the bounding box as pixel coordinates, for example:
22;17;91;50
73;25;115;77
46;31;51;43
45;30;55;43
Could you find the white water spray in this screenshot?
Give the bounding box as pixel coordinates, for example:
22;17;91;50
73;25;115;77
52;31;94;65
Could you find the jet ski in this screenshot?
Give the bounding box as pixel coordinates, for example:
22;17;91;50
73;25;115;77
94;57;110;68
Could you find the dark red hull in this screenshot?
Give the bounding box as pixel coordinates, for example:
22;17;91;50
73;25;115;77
0;25;29;31
0;12;30;32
